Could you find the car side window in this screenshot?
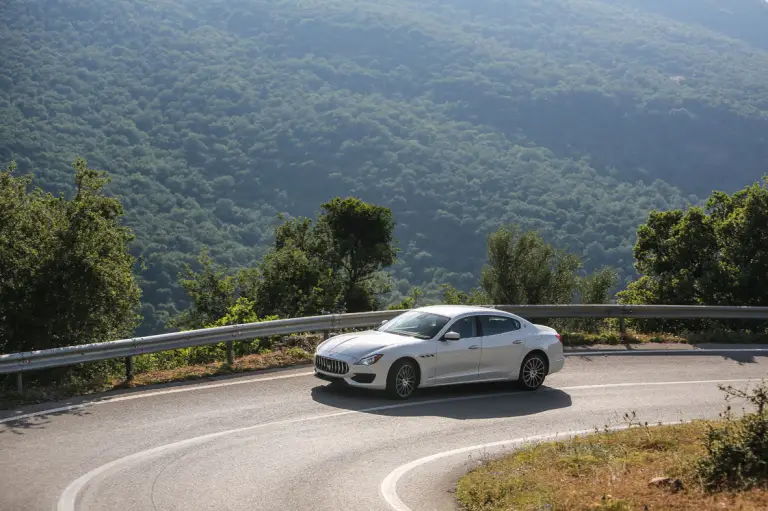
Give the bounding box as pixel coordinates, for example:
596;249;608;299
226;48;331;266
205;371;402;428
480;316;521;336
449;316;477;338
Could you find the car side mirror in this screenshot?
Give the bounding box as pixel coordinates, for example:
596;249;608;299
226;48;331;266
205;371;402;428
443;331;461;341
381;320;388;325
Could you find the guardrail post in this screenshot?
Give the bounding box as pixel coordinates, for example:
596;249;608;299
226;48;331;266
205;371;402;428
16;373;23;394
619;317;626;340
323;330;330;340
125;356;134;383
226;341;234;365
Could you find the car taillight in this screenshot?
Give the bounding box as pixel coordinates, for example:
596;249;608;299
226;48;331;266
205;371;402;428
555;333;562;342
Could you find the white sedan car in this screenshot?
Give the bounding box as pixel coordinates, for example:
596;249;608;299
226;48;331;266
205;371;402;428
313;305;565;399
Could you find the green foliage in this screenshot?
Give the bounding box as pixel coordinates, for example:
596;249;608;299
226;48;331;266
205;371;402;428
439;284;489;306
255;241;338;318
169;250;238;331
319;197;397;311
206;297;273;328
620;178;768;332
613;0;768;50
178;297;280;365
10;0;766;332
0;159;140;376
479;225;582;305
572;266;620;332
439;225;619;332
388;286;423;310
171;198;397;323
696;381;768;492
579;267;620;305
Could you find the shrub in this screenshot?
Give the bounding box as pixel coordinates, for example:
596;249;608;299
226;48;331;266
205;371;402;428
695;380;768;491
285;347;312;360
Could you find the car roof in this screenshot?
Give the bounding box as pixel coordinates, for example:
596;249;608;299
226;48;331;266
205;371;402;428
414;304;502;318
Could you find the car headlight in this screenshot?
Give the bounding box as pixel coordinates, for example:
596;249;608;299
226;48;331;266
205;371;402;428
356;354;383;366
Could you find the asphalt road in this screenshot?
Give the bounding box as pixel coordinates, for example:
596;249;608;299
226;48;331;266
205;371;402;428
1;351;767;511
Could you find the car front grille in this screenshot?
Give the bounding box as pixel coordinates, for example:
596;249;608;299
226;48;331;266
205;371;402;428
315;355;349;375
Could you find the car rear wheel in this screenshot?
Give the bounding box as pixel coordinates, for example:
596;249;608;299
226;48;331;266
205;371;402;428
386;359;418;400
518;352;547;390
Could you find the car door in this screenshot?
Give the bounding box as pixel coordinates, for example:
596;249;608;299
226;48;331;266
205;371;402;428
478;315;526;380
435;315;482;384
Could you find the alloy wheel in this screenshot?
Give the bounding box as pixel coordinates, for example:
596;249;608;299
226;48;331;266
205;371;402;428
395;364;416;398
522;356;546;389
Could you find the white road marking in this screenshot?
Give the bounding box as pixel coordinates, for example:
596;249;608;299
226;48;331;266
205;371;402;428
379;421;684;511
5;347;765;424
0;370;314;424
55;377;755;511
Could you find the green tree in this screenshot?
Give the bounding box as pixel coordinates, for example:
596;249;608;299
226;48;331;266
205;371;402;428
253;199;397;316
254;241;341;317
319;197;397;312
0;159;140;370
573;266;619;332
479;225;582;305
388;286;423;310
169;249;237;330
189;297;279;362
440;284;489;306
578;267;619;305
619;178;768;331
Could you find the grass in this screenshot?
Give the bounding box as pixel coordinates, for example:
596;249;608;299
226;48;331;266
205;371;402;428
455;420;768;511
2;327;767;409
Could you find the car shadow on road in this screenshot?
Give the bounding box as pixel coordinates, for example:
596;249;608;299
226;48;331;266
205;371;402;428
310;381;572;420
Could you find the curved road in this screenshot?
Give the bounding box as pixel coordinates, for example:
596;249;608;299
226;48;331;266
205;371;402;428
1;351;767;511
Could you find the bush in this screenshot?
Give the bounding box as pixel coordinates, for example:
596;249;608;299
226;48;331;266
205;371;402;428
696;381;768;491
285;347;312;360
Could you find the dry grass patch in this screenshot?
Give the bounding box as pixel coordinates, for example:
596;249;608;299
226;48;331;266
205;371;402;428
0;347;313;409
561;329;768;347
121;347;313;387
456;420;768;511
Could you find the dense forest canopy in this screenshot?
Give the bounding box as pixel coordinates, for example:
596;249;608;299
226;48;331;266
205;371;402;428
613;0;768;50
2;0;768;334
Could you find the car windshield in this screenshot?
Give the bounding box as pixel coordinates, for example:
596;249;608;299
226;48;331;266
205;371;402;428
378;310;450;339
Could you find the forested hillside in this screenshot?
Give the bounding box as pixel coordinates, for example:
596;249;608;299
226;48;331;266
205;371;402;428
614;0;768;50
2;0;768;334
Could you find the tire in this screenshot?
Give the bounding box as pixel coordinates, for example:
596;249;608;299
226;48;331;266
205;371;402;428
386;359;419;400
518;352;548;390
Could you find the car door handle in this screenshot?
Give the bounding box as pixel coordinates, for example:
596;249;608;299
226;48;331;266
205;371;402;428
468;345;480;350
513;340;524;345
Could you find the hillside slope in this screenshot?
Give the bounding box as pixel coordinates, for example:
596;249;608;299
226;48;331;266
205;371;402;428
2;0;768;333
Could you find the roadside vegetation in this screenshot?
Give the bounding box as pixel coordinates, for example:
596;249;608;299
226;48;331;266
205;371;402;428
0;342;315;409
7;0;768;335
3;326;766;409
2;159;768;402
456;382;768;511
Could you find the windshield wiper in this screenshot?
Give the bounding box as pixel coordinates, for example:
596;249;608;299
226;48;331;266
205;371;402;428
386;329;421;338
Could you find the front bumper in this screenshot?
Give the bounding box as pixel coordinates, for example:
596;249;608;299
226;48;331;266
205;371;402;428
313;368;387;389
313;354;388;390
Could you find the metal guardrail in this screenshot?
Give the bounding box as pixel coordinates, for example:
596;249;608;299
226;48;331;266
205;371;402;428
2;304;768;390
0;309;405;376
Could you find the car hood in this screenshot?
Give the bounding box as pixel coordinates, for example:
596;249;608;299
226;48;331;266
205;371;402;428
316;330;412;359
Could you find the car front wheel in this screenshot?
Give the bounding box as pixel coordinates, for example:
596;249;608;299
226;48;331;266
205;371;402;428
518;353;547;390
386;359;418;400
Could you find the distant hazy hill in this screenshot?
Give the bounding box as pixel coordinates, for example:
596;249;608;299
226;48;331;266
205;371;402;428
2;0;767;333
